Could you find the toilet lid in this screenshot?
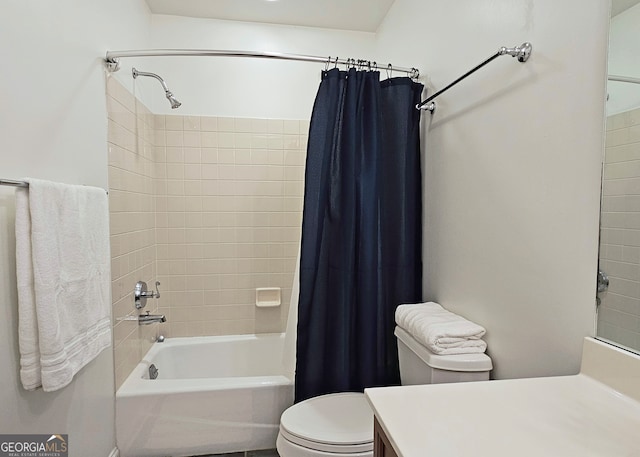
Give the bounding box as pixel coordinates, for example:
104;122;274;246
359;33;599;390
280;392;373;452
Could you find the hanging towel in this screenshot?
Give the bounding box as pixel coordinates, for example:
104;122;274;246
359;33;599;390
16;178;111;392
395;302;487;355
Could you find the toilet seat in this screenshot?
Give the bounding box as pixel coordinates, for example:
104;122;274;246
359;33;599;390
276;434;373;457
278;392;373;455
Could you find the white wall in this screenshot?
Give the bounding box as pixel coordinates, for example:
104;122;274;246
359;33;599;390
0;1;151;456
133;15;376;119
608;3;640;115
376;0;609;379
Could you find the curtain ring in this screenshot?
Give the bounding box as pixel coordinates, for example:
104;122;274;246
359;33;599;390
411;68;419;79
372;61;378;71
386;64;392;79
334;56;339;68
325;56;331;71
367;60;372;71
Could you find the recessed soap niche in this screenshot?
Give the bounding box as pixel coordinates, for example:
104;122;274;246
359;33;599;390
256;287;281;308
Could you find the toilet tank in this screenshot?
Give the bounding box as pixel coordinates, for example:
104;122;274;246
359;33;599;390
395;326;492;385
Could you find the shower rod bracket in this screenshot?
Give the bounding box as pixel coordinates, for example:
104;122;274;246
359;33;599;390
422;102;436;113
499;42;532;62
416;42;533;112
105;57;120;72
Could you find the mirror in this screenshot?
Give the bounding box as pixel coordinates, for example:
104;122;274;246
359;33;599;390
597;0;640;353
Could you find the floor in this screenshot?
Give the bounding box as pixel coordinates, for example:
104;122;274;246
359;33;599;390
192;450;279;457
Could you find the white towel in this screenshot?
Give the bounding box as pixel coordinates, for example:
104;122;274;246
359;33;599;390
395;302;487;355
16;178;111;392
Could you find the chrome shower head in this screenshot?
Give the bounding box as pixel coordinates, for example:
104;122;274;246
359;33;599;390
165;91;181;109
132;67;181;109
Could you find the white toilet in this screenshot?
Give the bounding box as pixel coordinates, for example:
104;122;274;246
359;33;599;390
276;326;493;457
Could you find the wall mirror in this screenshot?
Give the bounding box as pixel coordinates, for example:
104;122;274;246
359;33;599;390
597;0;640;354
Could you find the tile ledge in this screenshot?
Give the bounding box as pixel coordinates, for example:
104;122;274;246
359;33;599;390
580;336;640;403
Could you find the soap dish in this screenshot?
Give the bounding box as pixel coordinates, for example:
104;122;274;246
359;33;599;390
255;287;281;308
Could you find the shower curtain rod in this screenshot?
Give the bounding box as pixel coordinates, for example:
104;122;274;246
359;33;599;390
415;42;533;112
608;75;640;85
104;49;420;78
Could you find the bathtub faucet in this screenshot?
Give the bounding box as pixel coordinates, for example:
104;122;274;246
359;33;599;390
138;310;166;325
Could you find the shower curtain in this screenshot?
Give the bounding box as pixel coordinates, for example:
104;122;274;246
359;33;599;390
295;68;424;402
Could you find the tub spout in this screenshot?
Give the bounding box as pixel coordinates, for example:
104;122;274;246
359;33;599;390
138;311;166;325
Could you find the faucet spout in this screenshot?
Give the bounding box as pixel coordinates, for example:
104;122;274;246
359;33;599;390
138;311;166;325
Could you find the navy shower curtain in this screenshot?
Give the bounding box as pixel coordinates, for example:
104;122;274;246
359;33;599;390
295;68;424;402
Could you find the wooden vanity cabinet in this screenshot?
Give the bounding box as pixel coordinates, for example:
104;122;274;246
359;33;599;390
374;416;399;457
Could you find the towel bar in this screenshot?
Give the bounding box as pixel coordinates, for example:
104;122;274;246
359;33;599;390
0;178;28;188
0;178;108;194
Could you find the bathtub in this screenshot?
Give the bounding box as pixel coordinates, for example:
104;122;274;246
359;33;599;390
116;333;294;457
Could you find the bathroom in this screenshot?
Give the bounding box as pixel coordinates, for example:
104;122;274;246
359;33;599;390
0;0;639;456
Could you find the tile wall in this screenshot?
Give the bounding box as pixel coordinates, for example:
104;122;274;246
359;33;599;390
599;106;640;352
106;77;159;388
154;115;307;337
106;78;308;388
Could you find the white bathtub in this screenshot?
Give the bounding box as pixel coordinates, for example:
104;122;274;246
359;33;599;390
116;333;294;457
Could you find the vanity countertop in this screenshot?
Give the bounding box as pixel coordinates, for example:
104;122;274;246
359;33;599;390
365;339;640;457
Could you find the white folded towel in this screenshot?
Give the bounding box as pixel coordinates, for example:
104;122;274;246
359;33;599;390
395;302;487;355
16;178;111;392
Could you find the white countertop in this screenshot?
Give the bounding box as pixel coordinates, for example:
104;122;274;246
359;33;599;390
366;339;640;457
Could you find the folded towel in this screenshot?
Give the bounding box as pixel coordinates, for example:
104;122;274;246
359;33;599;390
16;178;111;392
395;302;487;355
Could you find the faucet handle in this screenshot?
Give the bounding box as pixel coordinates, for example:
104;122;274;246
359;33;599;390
134;280;161;309
142;281;161;298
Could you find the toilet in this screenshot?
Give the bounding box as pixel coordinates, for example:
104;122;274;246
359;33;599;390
276;326;493;457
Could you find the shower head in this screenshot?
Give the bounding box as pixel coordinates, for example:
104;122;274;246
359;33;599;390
165;91;181;109
132;67;181;109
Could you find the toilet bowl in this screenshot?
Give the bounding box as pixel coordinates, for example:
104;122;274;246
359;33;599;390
277;326;493;457
276;392;373;457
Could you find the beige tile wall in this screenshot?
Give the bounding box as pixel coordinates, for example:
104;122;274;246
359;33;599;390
106;78;308;388
106;77;160;388
154;115;307;337
599;106;640;352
